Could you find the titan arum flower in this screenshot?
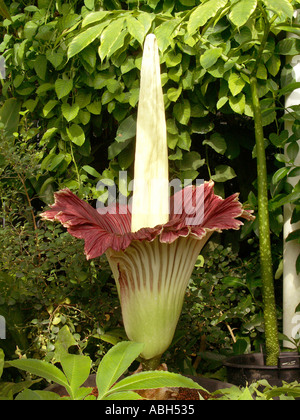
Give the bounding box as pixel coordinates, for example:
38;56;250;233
41;34;253;368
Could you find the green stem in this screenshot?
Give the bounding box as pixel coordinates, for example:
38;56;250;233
205;145;212;179
140;355;162;371
70;141;81;190
250;76;279;366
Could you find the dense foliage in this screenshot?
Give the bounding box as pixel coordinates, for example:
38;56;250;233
1;0;300;382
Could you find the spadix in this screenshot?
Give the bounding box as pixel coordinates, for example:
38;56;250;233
131;34;169;232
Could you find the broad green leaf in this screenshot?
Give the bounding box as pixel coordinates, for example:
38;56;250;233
257;63;267;80
107;371;204;396
16;84;36;96
82;165;101;177
165;51;182;67
200;48;223;69
104;391;143;400
115;115;136;143
126;16;146;45
137;12;155;34
23;98;38;113
0;379;42;400
154;19;181;52
15;389;61;400
229;0;257;27
68;22;108;59
7;359;69;388
96;341;144;400
84;0;95;10
262;0;294;20
0;98;20;136
168;66;183;83
80;46;97;70
277;38;300;55
118;142;135;170
86;101;101;115
277;82;300;98
98;18;125;60
169;147;182;160
211;164;237;182
54;325;77;361
173;99;191;125
177;131;192;151
46;49;64;69
38;177;55;204
188;0;228;35
67;124;85;146
166;118;178;135
43;100;58;117
34;55;47;80
217;96;228;109
0;0;11;20
48;153;66;171
167;85;182;102
266;54;281;77
60;354;91;395
24;5;39;12
238;387;254;400
272;167;290;185
229;93;245;114
36;83;54;96
75;91;92;108
55;78;73;99
180;151;205;171
287;142;300;161
275;24;300;37
73;387;94;400
82;11;110;27
228;72;246;96
79;110;91;125
269;130;289;147
203;132;227;154
129;87;140;107
61;103;80;122
121;56;136;74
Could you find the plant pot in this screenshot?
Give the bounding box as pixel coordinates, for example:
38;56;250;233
223;352;300;387
45;373;233;400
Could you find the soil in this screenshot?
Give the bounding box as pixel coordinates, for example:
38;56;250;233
47;368;229;400
84;386;214;400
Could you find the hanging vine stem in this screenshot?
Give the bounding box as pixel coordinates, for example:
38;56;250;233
69;140;82;191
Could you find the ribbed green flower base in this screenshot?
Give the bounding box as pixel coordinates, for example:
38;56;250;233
106;235;210;360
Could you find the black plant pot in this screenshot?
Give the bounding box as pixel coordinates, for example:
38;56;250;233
223;352;300;387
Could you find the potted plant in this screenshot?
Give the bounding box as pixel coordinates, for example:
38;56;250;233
41;33;252;382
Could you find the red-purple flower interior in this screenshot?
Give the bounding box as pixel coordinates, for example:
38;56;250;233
40;182;253;259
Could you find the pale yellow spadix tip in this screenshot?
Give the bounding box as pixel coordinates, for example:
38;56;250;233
131;34;169;232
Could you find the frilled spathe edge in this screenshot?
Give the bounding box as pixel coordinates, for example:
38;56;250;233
40;181;254;259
